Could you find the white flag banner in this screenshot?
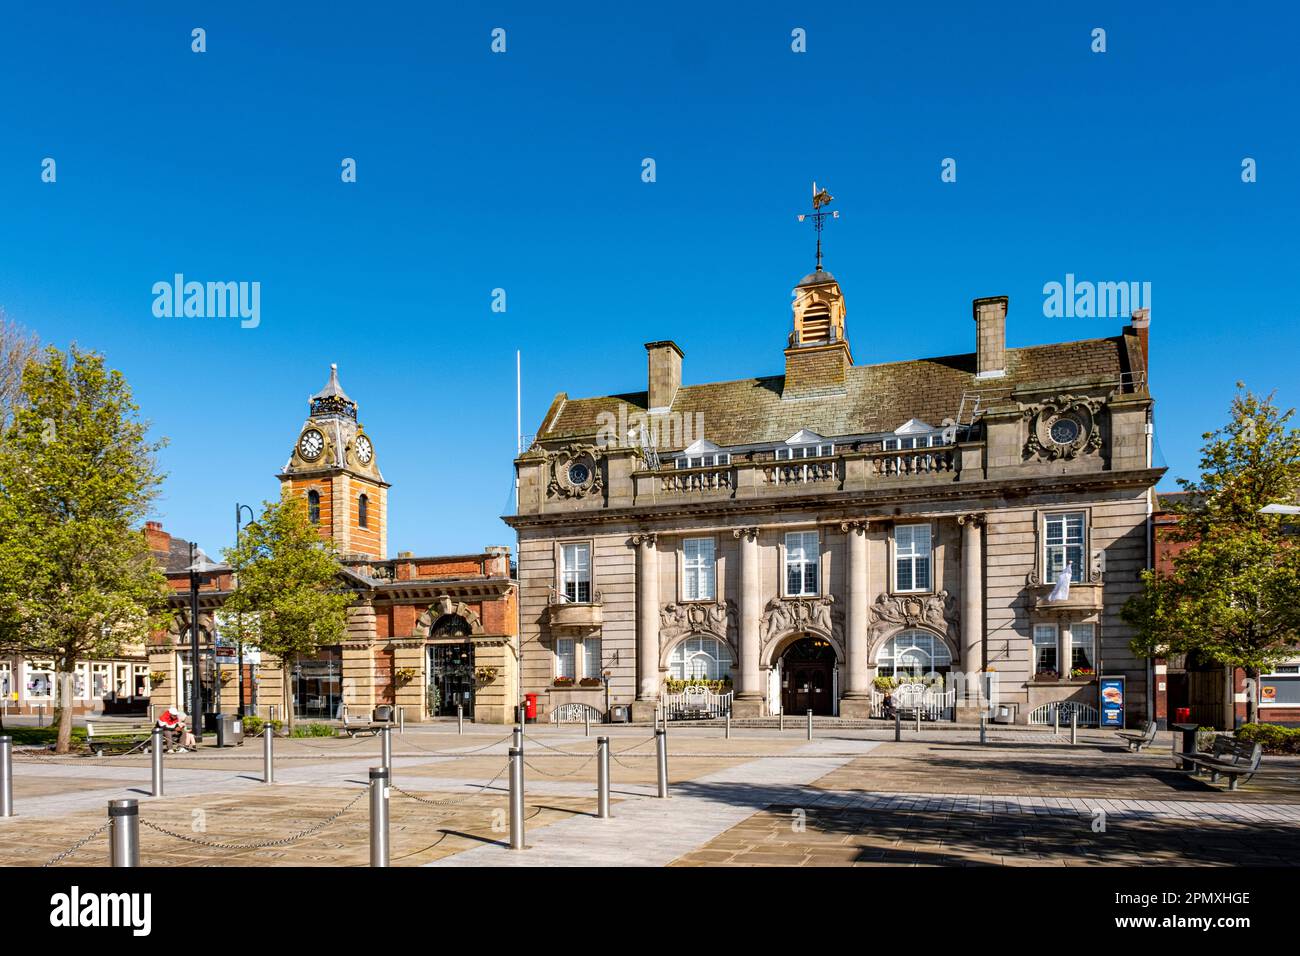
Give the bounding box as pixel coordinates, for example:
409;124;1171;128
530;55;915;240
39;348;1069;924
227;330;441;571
1047;563;1073;602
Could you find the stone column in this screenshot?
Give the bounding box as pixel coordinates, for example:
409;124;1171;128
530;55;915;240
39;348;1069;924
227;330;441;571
631;533;660;722
957;514;985;718
840;520;872;718
732;527;764;717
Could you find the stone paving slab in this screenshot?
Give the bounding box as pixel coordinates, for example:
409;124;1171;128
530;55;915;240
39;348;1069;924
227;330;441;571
428;738;882;867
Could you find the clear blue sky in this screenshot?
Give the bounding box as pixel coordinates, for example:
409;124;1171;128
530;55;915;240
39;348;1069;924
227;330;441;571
1;2;1296;557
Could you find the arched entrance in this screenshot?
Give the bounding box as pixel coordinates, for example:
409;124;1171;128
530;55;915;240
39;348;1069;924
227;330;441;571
427;614;474;717
779;636;836;716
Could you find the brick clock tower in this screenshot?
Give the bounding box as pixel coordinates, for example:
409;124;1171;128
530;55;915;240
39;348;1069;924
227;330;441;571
278;364;389;559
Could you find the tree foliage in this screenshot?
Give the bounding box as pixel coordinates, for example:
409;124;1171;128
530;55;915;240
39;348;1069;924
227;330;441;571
1125;385;1300;724
0;346;168;750
222;495;352;725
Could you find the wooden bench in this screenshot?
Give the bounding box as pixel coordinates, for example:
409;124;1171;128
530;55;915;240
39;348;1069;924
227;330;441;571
340;705;397;738
1116;720;1158;752
1183;736;1263;790
85;720;155;756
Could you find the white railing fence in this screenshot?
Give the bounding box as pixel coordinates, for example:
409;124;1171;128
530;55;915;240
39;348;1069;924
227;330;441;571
549;702;603;724
1028;701;1099;727
870;684;956;721
664;684;733;720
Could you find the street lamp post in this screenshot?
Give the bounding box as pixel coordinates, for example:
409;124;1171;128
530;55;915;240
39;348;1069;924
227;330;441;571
234;503;255;718
185;543;223;745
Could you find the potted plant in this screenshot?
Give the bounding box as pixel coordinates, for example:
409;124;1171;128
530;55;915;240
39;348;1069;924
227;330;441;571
475;665;498;685
1034;669;1060;681
148;670;167;688
578;677;602;687
395;666;418;684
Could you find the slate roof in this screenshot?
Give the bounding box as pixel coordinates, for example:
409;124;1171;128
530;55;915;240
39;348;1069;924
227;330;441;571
534;333;1143;452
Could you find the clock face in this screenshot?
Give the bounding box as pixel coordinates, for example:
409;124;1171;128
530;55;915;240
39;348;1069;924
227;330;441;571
1049;417;1081;445
298;428;325;461
355;434;373;465
568;462;590;485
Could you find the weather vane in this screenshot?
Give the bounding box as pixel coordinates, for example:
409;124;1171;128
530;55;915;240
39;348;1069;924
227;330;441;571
796;182;839;273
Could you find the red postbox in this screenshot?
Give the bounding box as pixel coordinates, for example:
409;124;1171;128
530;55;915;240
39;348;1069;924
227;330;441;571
524;693;538;722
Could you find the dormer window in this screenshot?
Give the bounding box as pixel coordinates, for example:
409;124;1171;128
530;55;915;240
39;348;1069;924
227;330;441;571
673;438;730;470
776;429;834;459
882;418;949;450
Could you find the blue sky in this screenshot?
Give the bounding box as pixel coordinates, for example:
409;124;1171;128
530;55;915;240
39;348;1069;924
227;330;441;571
1;2;1296;557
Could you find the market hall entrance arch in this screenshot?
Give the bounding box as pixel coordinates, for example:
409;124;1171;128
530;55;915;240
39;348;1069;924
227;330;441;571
779;636;836;716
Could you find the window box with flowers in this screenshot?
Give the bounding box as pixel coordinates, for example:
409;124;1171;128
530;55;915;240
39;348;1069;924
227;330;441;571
578;677;603;688
552;676;575;688
1033;670;1061;682
1070;668;1096;680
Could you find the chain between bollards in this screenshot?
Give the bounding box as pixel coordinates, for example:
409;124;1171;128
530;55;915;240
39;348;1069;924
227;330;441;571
509;747;525;850
109;799;139;867
263;725;274;784
1;736;13;817
596;736;610;819
369;767;390;867
151;728;164;797
655;728;669;799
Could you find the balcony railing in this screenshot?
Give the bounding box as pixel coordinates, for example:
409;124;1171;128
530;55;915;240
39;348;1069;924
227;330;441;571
660;466;733;494
762;459;839;486
868;447;955;478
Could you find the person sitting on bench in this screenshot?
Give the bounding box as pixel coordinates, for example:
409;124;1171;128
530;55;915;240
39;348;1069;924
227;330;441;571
155;708;196;752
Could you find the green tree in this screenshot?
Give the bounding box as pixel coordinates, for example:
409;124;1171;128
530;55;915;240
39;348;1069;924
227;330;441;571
0;346;168;751
1124;385;1300;725
222;495;351;730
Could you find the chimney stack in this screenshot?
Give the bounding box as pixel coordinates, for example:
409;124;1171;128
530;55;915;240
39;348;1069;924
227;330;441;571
973;296;1008;379
1129;307;1150;378
645;340;683;411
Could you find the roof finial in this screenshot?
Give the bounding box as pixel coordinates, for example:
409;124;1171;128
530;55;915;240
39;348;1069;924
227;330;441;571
797;182;839;272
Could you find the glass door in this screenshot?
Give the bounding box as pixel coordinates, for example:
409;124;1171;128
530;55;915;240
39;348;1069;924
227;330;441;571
429;644;474;717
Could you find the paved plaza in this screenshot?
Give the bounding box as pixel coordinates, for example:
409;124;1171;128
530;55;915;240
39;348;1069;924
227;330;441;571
3;724;1299;867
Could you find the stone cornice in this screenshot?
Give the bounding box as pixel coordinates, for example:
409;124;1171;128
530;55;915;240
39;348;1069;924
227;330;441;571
505;467;1166;531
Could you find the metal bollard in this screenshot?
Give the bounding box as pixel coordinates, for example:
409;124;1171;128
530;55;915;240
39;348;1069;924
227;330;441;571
655;728;669;799
1071;711;1078;746
979;715;987;746
151;729;164;797
596;736;610;819
457;704;464;735
916;708;922;733
806;709;813;741
369;767;389;867
894;711;901;742
381;725;393;781
0;736;12;817
399;707;405;735
584;708;591;737
263;726;274;784
109;799;139;867
512;724;523;752
1053;706;1060;735
509;747;525;850
778;710;784;732
725;713;731;740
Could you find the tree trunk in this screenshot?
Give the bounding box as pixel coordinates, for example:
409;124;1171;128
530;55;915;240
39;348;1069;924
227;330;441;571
55;669;74;754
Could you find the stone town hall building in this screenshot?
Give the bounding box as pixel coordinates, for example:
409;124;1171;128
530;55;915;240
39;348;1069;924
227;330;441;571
507;262;1162;725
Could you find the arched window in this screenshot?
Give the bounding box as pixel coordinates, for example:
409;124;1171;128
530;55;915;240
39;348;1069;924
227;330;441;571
358;494;368;528
307;490;320;524
876;630;952;679
668;635;734;681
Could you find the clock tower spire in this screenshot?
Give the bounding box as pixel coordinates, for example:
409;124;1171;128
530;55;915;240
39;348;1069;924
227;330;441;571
278;364;389;559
